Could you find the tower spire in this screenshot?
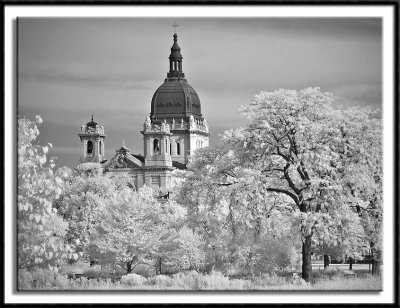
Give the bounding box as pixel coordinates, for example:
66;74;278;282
167;31;185;79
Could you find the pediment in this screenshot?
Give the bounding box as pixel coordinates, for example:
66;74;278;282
104;148;143;170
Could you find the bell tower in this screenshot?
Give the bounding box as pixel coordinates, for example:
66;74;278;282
141;116;173;188
142;117;172;167
78;115;106;163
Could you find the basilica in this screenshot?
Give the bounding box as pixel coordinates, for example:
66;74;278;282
77;32;210;191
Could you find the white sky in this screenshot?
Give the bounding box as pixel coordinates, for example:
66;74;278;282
18;18;382;168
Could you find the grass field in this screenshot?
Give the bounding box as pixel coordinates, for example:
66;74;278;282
19;266;382;291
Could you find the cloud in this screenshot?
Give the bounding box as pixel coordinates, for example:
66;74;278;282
329;82;382;109
19;63;159;90
51;145;79;155
17;18;382;168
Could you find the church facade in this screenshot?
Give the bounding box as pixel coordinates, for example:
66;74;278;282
78;32;209;191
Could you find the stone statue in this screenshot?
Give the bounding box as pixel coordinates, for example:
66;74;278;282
144;116;151;130
203;119;209;132
189;115;195;129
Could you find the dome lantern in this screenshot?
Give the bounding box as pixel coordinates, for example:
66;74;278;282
167;33;184;79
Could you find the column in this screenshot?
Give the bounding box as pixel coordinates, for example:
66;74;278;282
82;140;86;158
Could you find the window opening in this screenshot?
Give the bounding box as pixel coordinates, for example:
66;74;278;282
87;140;93;154
153;139;160;154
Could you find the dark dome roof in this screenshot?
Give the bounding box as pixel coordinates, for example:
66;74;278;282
150;78;202;119
86;115;98;127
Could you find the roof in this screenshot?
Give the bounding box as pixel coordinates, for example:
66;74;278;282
131;154;145;163
103;145;144;170
151;79;202;119
170;33;182;58
86;115;98;127
172;160;187;170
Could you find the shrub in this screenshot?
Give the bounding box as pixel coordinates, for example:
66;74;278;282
289;273;309;286
66;277;125;290
18;269;33;290
82;267;102;279
252;272;288;287
200;271;231;289
168;270;252;290
59;260;91;278
323;266;343;279
132;264;155;278
171;270;201;289
121;273;146;286
312;276;382;290
151;275;173;287
18;268;69;290
228;278;252;290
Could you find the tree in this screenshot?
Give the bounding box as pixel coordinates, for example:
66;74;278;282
54;163;136;263
56;162;197;275
312;105;383;273
175;146;301;275
91;186;185;274
341;109;382;275
178;88;382;281
161;226;206;273
18;116;70;271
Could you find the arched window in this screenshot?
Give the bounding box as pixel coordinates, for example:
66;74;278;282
99;141;102;155
165;139;168;153
170;142;172;155
87;140;93;154
177;142;181;155
153;139;160;154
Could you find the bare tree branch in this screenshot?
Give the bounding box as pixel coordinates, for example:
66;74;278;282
265;187;299;206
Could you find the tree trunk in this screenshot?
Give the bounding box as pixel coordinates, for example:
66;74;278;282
126;261;133;274
302;235;312;282
323;254;330;269
158;257;162;275
349;257;353;270
155;258;160;275
372;258;380;275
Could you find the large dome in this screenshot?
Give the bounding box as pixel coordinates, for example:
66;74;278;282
151;79;202;119
150;33;203;121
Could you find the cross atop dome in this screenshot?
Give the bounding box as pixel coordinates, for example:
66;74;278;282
172;22;179;34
